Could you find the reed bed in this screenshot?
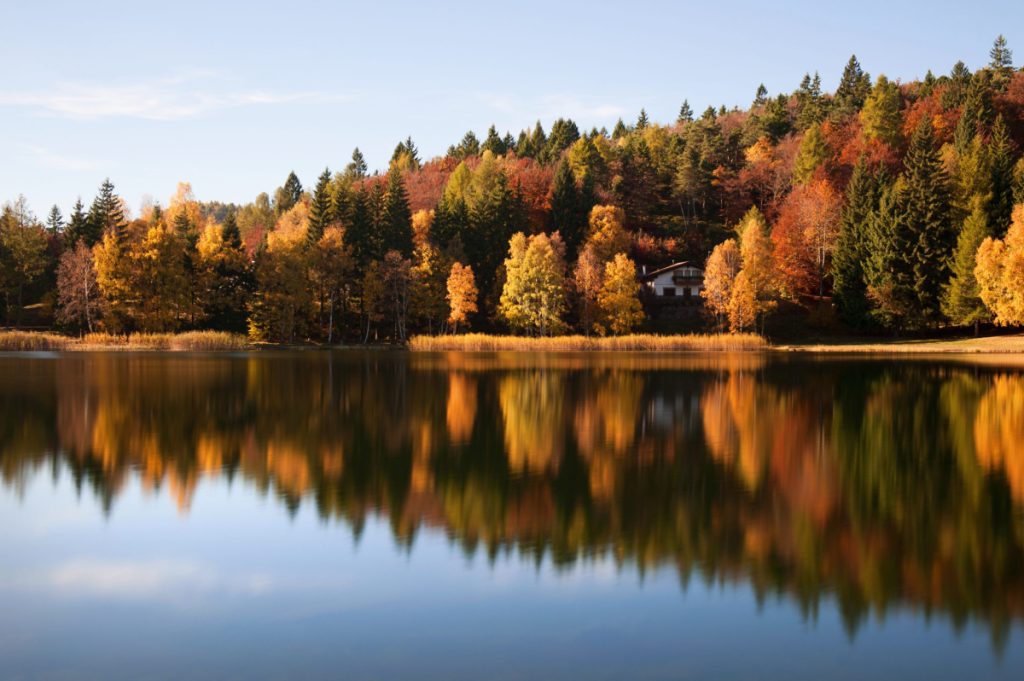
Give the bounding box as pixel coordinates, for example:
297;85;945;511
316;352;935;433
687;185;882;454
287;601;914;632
0;331;70;351
408;333;767;352
2;331;251;352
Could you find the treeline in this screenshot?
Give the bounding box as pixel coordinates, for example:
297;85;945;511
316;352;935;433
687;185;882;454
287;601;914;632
3;37;1024;340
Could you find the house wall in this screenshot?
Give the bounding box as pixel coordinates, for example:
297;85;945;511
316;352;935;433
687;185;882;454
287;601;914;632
645;267;703;298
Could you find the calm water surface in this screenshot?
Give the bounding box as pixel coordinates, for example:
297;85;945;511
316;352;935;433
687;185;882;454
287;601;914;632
1;350;1023;680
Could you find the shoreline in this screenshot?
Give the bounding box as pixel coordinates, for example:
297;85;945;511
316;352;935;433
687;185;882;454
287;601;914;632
4;330;1024;354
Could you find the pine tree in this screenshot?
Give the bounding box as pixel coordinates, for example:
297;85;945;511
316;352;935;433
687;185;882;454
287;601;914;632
863;184;914;330
942;195;992;331
221;210;242;249
989;115;1015;232
792;124;828;184
87;178;126;245
482;125;506;155
46;205;64;236
549;158;588;258
307;167;333;246
612;118;628;139
796;72;825;130
903;120;954;325
942;61;973;109
677;100;694;123
275;172;303;214
861;75;903;147
346;148;368;179
833;160;886;328
954;76;992;154
347;186;375;268
381;168;413;256
65;198;88;247
636;109;649;130
753;85;768;108
834;55;871;116
990;35;1013;72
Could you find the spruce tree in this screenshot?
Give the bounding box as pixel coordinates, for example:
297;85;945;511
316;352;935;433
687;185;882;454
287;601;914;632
549;158;585;258
346;148;368;179
753;85;768;108
46;205;64;236
863;184;914;330
954;76;992;154
989;115;1015;232
87;178;126;245
833;159;885;328
221;210;242;249
482;125;506;155
942;195;992;331
834;55;871;115
65;198;88;247
990;35;1013;72
381;168;413;256
308;167;333;246
612;118;628;139
347;186;375;268
902;119;953;325
636;109;649;130
677;100;693;123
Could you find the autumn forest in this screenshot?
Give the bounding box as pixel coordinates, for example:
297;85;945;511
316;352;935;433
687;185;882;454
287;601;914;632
3;37;1024;342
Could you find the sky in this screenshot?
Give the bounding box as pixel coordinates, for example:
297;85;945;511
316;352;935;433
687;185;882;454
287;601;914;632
1;0;1022;217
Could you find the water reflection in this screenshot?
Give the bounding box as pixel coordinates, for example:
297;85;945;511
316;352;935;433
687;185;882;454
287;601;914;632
1;351;1024;648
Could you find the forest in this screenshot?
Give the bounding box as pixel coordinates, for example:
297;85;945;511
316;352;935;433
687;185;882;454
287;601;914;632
3;37;1024;342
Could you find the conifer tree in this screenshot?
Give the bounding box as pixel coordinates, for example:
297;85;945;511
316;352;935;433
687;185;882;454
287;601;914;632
46;205;64;236
482;125;507;155
65;198;88;247
549;158;588;258
753;85;768;108
346;148;368;179
942;195;992;332
833;159;885;327
612;118;628;139
834;55;871;115
677;100;694;123
221;210;242;249
87;179;126;245
636;109;649;130
792;124;828;184
861;75;903;147
863;184;914;330
902;119;953;324
346;186;375;268
989;115;1015;232
381;168;413;257
990;35;1013;72
307;167;333;246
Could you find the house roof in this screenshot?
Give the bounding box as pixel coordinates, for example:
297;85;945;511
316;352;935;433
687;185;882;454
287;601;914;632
641;261;702;281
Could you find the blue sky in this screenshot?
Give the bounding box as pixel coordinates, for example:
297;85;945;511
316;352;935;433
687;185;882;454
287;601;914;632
1;0;1021;217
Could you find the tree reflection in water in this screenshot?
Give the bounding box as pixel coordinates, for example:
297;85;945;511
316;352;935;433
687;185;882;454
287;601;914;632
1;351;1023;648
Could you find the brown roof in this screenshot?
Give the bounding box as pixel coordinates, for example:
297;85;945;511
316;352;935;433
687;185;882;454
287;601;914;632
641;261;702;281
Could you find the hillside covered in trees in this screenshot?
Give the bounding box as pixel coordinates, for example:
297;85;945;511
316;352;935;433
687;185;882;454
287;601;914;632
3;37;1024;342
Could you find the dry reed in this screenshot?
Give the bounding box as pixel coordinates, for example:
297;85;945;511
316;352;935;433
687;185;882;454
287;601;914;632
408;333;766;352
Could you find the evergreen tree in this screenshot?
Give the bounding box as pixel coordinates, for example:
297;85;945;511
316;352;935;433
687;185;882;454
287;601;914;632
636;109;649;130
221;210;242;249
482;125;507;155
792;124;828;184
65;198;89;247
677;100;694;123
954;76;992;154
834;55;871;116
861;75;902;147
796;72;826;130
990;35;1013;72
276;172;303;214
612;118;628;139
87;178;126;245
942;61;973;109
833;159;886;327
942;195;992;331
46;205;64;236
346;148;368;179
347;186;375;268
863;184;914;330
753;85;768;108
989;115;1015;232
381;168;413;256
308;167;333;246
903;120;954;324
549;158;589;258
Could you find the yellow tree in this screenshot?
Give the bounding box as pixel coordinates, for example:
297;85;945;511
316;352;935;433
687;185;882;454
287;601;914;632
702;239;741;329
310;226;352;343
727;271;758;331
248;205;312;342
976;204;1024;325
499;232;569;336
92;231;134;331
446;262;478;333
736;207;777;331
410;209;449;334
597;253;644;335
586;205;631;263
134;223;189;331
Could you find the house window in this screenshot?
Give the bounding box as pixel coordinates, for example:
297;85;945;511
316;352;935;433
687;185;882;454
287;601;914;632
663;287;676;297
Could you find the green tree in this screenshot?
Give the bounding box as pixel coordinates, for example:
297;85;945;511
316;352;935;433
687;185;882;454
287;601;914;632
860;75;902;147
87;178;126;245
308;167;333;246
834;55;871;116
46;205;64;236
381;168;413;256
942;196;992;332
793;124;828;184
64;198;89;247
550;158;591;258
345;148;368;180
275;172;304;215
0;199;49;326
833;159;886;327
677;100;694;123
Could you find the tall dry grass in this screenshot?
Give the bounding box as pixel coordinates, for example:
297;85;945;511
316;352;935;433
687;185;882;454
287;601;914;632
0;331;70;351
408;333;766;352
2;331;250;352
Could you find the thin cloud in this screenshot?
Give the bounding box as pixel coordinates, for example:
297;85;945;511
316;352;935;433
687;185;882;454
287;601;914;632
0;74;350;121
21;144;101;172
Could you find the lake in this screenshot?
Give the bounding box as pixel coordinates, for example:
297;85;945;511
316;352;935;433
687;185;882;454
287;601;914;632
1;350;1023;680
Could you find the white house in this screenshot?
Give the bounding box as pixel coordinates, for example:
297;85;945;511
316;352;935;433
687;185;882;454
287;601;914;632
641;262;704;301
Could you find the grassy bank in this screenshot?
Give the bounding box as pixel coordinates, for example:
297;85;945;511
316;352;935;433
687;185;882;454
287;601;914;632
0;331;251;352
409;333;767;352
775;334;1024;354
